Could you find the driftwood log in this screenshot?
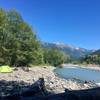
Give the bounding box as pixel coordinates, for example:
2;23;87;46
0;78;100;100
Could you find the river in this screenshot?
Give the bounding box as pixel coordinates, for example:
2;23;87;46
55;65;100;85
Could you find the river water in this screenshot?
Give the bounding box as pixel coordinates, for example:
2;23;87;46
55;66;100;84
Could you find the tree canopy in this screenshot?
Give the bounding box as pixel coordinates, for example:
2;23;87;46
43;48;70;66
0;8;70;67
0;9;41;66
81;54;100;65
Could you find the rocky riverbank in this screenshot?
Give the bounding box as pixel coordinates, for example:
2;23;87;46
0;66;98;93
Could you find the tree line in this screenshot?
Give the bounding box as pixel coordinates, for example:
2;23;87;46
80;55;100;65
0;8;70;67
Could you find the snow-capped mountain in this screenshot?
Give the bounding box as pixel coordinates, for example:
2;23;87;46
41;42;94;59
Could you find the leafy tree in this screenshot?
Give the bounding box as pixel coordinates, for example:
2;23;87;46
81;54;100;65
0;9;42;66
0;8;70;67
43;48;70;66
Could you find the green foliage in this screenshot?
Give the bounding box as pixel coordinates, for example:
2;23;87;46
43;48;70;66
71;60;80;64
0;8;42;66
0;8;70;67
32;48;44;65
81;54;100;65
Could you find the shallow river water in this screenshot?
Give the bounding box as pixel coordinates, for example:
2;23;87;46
55;66;100;84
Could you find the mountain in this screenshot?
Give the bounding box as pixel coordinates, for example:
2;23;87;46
41;42;93;59
91;49;100;56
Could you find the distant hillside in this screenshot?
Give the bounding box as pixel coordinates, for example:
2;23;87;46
41;42;93;59
91;49;100;56
81;49;100;64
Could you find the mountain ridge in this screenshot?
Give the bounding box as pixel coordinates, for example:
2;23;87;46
91;49;100;56
41;42;94;59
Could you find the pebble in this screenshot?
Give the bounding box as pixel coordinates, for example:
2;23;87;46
0;66;98;93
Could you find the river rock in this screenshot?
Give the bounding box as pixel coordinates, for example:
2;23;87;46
0;66;98;94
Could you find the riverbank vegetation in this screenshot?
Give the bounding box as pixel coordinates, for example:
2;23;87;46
80;51;100;65
0;8;100;67
0;8;70;67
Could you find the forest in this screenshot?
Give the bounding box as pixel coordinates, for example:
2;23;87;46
0;8;70;67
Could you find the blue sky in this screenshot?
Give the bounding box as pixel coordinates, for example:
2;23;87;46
0;0;100;49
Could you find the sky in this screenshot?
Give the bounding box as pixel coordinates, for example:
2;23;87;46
0;0;100;49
